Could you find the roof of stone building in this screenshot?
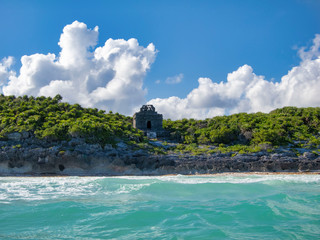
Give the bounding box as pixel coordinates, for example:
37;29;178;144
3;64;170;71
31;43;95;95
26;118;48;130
134;105;161;116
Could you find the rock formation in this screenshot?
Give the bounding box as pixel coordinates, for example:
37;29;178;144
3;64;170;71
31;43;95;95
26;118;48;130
0;132;319;176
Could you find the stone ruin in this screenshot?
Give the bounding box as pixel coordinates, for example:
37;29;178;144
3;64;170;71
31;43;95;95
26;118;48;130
133;105;164;138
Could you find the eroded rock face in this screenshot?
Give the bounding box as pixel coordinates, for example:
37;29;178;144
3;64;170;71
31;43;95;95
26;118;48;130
0;135;319;176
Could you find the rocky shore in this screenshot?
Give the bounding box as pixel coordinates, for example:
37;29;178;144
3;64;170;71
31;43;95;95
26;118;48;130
0;132;320;176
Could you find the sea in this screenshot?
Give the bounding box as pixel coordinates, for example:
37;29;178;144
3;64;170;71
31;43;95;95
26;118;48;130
0;174;319;239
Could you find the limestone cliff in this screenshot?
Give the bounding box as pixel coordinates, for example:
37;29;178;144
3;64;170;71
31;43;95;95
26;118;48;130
1;134;319;176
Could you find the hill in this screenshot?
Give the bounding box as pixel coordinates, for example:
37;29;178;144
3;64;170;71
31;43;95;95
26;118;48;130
0;94;320;175
0;94;144;146
163;107;320;154
0;94;320;155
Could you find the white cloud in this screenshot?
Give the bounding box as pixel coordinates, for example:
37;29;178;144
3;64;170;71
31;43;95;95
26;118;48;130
1;22;319;120
298;34;320;61
165;73;183;84
0;56;15;87
149;96;225;120
1;21;156;115
149;34;320;120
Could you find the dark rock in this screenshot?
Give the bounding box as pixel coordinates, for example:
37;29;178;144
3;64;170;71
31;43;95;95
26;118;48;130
303;152;317;160
0;133;319;175
132;150;148;157
7;132;22;141
116;142;128;150
104;144;113;151
105;150;118;157
21;131;30;139
69;138;85;147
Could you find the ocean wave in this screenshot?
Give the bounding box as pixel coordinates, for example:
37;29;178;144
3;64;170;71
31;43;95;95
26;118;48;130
112;174;320;184
1;175;319;239
0;177;153;202
0;175;319;203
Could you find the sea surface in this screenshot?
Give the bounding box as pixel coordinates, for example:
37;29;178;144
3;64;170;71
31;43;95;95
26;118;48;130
0;174;319;239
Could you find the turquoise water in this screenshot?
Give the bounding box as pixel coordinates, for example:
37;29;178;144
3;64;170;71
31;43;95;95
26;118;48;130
0;175;319;239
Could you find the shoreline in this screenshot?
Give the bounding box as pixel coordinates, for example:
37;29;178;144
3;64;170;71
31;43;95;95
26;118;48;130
1;171;320;178
1;136;320;176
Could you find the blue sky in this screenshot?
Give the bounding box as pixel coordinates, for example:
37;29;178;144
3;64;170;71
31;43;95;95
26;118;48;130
0;0;320;119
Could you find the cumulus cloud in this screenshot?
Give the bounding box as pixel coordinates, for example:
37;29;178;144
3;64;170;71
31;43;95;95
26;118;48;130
149;34;320;120
165;73;183;84
1;21;156;115
149;96;226;120
1;21;319;120
0;57;15;87
298;34;320;61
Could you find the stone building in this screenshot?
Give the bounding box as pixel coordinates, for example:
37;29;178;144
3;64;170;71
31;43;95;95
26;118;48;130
133;105;164;137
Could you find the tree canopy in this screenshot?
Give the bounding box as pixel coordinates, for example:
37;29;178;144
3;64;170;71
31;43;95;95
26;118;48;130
0;94;144;146
1;94;319;153
163;106;320;147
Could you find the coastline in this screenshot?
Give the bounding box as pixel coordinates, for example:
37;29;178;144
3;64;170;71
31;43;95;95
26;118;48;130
1;136;320;177
1;171;320;177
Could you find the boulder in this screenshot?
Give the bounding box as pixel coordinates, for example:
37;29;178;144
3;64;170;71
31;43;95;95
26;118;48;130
7;132;22;141
75;143;102;154
147;132;157;138
104;144;114;151
116;142;127;150
303;151;317;160
132;149;148;157
69;138;85;147
21;131;30;139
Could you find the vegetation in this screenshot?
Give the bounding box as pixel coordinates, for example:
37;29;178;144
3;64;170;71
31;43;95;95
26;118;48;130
0;94;319;154
163;107;320;154
0;94;145;146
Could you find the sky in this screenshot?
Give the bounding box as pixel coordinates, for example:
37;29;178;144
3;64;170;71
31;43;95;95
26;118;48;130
0;0;320;119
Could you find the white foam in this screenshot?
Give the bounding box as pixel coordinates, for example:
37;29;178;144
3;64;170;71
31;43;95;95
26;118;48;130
0;177;105;202
111;174;320;184
115;183;151;194
0;176;155;202
1;175;319;202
